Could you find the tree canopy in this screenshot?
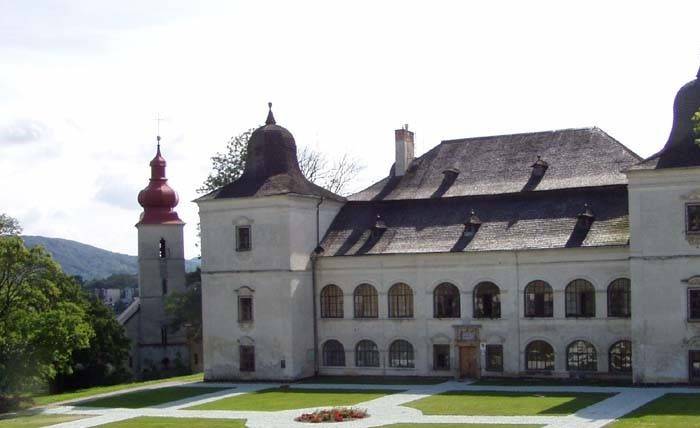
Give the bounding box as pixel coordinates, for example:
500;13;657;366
0;214;21;236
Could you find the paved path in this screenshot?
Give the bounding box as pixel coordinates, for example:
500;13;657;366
35;380;700;428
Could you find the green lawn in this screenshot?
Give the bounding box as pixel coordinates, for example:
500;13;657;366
32;372;204;406
297;376;449;385
99;417;247;427
405;391;614;416
0;414;86;427
78;386;228;408
377;425;544;428
187;388;398;411
607;394;700;427
474;377;632;387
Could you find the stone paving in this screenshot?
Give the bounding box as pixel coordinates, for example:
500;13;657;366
35;379;700;428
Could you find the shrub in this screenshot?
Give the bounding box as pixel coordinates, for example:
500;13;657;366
295;407;368;423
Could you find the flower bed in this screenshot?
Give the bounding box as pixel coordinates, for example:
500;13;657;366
295;407;368;423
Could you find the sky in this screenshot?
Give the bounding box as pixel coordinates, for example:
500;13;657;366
1;0;698;258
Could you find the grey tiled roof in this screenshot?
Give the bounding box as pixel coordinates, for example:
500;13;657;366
349;127;641;201
320;186;629;256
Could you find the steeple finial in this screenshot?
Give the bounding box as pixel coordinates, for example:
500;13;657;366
156;135;161;152
266;102;276;125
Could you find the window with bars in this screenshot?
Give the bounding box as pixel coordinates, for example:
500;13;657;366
690;351;700;382
320;285;344;318
609;340;632;373
240;345;255;372
689;289;700;321
355;340;380;367
485;345;503;371
474;282;501;319
565;279;596;317
388;283;414;318
236;225;251;251
608;278;631;318
526;340;554;371
238;296;253;322
566;340;597;371
322;340;346;366
433;345;450;370
389;340;414;368
354;284;378;318
434;283;460;318
160;326;168;345
159;238;167;259
524;280;553;317
161;278;168;295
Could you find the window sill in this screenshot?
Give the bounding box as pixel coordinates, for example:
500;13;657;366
434;317;461;320
474;317;502;321
687;318;700;323
524;316;554;319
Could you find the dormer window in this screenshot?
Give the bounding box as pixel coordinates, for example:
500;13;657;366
236;225;252;251
463;209;482;237
371;214;387;239
531;156;549;178
577;204;595;229
686;204;700;234
442;167;460;179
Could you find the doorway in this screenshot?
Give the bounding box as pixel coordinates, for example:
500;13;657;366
690;351;700;383
459;346;479;378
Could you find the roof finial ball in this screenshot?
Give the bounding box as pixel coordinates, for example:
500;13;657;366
266;102;276;125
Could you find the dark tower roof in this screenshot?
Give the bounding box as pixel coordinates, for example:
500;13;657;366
199;104;344;202
633;65;700;170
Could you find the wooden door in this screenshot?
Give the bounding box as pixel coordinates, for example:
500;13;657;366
690;351;700;383
459;346;479;378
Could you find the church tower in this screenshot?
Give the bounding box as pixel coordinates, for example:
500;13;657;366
132;137;189;376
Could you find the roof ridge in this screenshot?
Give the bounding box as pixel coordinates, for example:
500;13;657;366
440;126;599;144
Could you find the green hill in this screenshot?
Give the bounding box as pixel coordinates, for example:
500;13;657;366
21;235;200;280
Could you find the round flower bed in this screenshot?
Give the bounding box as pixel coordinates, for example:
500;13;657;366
295;407;368;423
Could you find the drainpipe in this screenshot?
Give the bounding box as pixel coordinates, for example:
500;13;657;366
311;197;325;376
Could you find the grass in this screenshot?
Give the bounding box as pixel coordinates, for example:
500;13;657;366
0;413;86;427
78;386;228;408
99;417;247;427
473;377;632;387
32;372;204;406
607;393;700;427
377;425;544;428
297;376;450;385
405;391;614;416
187;387;398;411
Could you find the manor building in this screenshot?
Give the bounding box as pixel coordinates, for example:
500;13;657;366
196;66;700;384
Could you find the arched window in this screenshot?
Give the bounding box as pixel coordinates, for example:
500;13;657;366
609;340;632;373
388;340;414;368
320;285;344;318
608;278;631;318
525;340;554;371
524;280;553;317
322;340;345;366
565;279;595;317
567;340;597;371
353;284;378;318
434;283;460;318
388;283;413;318
355;340;379;367
474;282;501;319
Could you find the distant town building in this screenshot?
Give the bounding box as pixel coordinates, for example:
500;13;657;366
195;64;700;384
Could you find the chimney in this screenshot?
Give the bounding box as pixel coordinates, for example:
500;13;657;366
394;124;414;176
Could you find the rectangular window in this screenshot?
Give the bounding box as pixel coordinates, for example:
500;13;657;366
689;289;700;320
238;296;253;322
160;326;168;345
194;353;199;365
687;204;700;234
236;226;252;251
240;345;255;372
433;344;450;370
485;345;503;372
161;278;168;295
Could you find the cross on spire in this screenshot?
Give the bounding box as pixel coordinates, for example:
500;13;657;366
155;113;166;147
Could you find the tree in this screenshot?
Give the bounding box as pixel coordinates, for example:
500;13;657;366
51;297;131;392
693;108;700;146
0;214;21;236
165;269;202;343
199;129;363;196
0;236;93;394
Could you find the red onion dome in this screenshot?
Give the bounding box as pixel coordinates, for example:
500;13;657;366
137;141;184;225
